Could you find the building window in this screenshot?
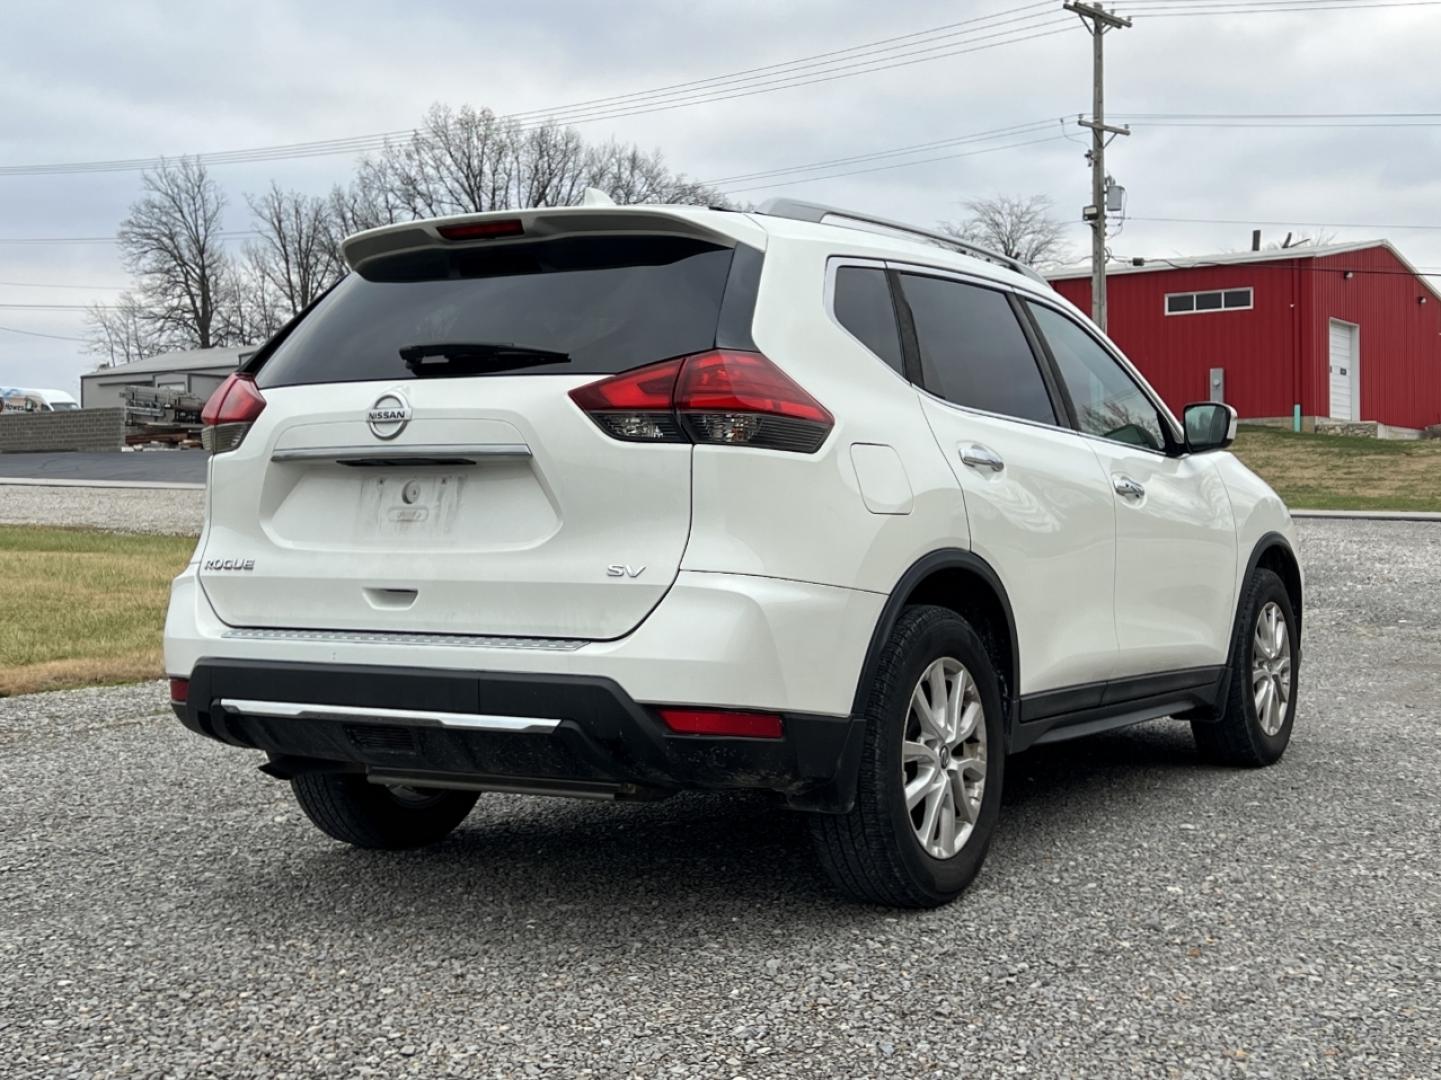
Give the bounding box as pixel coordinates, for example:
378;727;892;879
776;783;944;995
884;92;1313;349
1165;287;1253;315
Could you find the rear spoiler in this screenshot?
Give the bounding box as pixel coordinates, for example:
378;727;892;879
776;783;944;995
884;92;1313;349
342;206;764;274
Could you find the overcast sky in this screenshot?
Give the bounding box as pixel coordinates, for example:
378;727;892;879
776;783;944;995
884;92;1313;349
2;0;1437;392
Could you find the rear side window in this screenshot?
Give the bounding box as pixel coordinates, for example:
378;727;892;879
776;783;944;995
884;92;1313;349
833;266;904;375
256;235;737;388
898;274;1057;425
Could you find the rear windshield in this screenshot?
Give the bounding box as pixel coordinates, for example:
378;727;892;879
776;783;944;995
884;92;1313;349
254;235;736;388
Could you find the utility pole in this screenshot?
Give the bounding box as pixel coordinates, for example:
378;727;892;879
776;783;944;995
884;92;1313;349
1065;1;1130;331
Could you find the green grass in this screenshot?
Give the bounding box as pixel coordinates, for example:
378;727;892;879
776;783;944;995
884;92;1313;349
1231;425;1441;512
0;526;196;696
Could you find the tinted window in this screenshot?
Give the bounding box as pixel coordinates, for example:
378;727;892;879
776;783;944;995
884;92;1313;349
1195;291;1223;311
1166;294;1195;314
833;266;903;374
899;274;1056;424
1028;303;1168;451
256;235;735;388
1223;288;1252;309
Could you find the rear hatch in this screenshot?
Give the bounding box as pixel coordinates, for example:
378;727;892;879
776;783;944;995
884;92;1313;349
199;211;760;641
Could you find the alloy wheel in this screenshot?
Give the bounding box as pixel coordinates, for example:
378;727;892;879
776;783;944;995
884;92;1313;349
902;657;987;859
1251;601;1292;736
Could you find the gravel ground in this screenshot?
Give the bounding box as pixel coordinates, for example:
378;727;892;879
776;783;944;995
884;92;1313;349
0;484;203;535
1;519;1437;1078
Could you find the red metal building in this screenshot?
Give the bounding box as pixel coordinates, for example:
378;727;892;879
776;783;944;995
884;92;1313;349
1049;241;1441;432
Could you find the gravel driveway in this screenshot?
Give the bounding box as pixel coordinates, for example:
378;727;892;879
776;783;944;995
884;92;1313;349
2;519;1437;1078
0;484;203;535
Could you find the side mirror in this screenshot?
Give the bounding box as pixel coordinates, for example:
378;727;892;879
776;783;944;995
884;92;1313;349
1183;402;1237;453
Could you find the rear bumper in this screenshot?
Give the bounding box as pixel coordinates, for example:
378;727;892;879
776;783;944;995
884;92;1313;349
166;566;885;717
177;659;865;810
165;566;885;810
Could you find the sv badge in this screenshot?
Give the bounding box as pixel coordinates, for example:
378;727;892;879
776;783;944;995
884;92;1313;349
606;564;646;579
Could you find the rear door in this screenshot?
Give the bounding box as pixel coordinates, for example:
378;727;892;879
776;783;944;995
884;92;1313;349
896;268;1120;696
200;230;746;641
1023;300;1237;676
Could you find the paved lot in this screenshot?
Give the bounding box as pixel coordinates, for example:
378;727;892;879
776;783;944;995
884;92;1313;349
0;450;206;485
1;519;1437;1078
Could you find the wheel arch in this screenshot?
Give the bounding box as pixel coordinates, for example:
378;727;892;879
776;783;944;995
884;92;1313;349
1244;531;1304;640
850;549;1020;729
1200;531;1303;721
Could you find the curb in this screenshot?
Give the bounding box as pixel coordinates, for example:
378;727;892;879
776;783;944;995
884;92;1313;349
0;478;205;492
1291;509;1441;522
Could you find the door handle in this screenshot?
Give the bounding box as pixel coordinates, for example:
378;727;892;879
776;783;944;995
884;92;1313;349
959;444;1005;472
1113;474;1145;499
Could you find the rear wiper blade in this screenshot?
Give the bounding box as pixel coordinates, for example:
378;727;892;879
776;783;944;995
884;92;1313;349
399;342;571;375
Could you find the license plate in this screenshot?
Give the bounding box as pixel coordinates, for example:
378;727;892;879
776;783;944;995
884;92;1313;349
358;475;462;539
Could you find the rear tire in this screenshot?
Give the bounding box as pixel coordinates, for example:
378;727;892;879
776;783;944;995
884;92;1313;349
291;773;479;849
1192;567;1298;767
811;605;1005;908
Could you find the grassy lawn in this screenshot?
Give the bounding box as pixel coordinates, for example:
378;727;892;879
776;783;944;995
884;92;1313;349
1230;425;1441;512
0;526;196;697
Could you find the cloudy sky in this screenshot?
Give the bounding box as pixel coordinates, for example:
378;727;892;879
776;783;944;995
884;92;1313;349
1;0;1437;392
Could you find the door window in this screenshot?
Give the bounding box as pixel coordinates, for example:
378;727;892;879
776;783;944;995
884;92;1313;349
1027;303;1169;452
898;274;1056;425
832;266;904;375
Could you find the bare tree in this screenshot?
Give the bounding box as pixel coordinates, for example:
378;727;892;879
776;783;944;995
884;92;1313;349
215;248;289;346
114;158;232;350
86;292;162;367
586;141;720;206
942;194;1070;269
246;183;345;317
357;103;727;221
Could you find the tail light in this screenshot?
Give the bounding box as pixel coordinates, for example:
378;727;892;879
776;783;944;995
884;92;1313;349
657;707;784;739
168;677;189;704
569;350;832;453
200;373;266;454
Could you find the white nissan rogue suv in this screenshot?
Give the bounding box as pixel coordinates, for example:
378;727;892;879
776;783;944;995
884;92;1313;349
166;198;1302;908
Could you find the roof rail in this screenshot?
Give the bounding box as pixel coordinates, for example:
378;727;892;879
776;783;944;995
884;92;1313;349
755;198;1051;287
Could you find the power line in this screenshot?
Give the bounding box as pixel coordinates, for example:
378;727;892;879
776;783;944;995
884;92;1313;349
718;135;1071;194
0;323;90;342
498;1;1057;122
0;280;125;290
1130;215;1441;230
0;231;258;245
1103;257;1441;280
1123;0;1441;15
0;303;103;311
0;4;1071;178
704;118;1064;184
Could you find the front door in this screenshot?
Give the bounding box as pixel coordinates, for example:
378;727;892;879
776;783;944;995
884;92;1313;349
896;269;1119;695
1025;301;1238;678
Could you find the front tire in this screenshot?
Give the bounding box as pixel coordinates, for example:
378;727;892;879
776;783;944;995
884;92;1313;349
291;772;480;849
1192;567;1299;767
811;605;1005;908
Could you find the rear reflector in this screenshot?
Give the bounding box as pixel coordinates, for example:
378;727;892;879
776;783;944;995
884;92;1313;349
169;677;190;704
437;219;525;241
569;350;832;453
200;373;266;454
657;707;784;739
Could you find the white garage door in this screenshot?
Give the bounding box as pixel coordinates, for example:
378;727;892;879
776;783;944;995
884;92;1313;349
1329;320;1358;421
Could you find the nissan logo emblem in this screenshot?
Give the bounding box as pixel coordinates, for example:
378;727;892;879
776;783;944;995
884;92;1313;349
367;393;411;440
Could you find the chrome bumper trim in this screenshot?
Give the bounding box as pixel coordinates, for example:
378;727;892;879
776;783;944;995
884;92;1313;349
217;698;562;733
220;627;586;651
